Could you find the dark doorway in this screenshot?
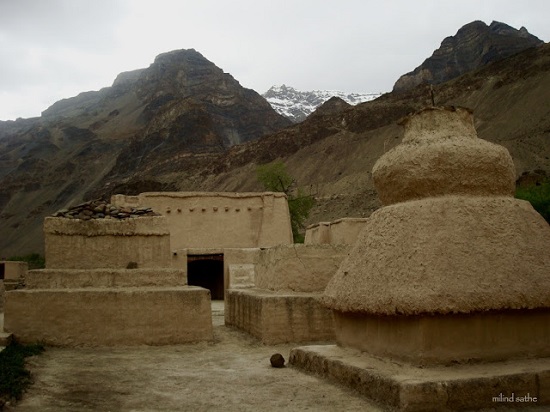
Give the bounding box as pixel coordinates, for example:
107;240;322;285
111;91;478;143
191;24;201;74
0;263;4;280
187;254;224;300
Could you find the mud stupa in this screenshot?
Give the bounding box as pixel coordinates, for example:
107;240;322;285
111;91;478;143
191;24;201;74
291;107;550;411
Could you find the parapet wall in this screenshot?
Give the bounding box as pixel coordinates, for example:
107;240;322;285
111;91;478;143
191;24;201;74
44;216;171;269
1;261;28;312
254;244;348;293
112;192;293;249
5;287;212;346
226;289;335;344
224;248;262;289
305;222;331;245
305;218;369;246
0;261;28;281
25;268;186;289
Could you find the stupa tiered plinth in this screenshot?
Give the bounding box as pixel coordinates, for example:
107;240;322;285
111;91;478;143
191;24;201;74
290;107;550;411
4;215;213;346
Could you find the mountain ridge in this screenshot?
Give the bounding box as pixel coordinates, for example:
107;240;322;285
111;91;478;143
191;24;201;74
0;49;291;256
262;84;381;122
1;23;549;257
393;20;543;92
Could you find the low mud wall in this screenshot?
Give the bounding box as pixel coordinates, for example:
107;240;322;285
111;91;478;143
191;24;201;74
44;216;171;269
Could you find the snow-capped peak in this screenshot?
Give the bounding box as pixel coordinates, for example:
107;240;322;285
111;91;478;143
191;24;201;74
262;84;382;123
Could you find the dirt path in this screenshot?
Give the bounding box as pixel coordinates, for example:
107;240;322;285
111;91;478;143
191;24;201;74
8;304;382;412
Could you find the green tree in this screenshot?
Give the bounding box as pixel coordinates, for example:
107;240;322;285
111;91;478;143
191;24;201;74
515;179;550;224
257;161;315;243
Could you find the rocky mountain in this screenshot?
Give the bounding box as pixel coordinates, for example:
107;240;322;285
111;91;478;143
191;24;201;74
1;26;550;257
193;42;550;225
0;49;291;256
393;20;543;92
262;84;381;122
92;42;550;223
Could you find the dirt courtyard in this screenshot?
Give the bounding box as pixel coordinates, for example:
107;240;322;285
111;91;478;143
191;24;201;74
5;303;382;412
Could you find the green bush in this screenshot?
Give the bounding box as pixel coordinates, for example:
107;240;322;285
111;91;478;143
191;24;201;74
6;253;45;270
257;161;315;243
288;190;316;243
0;341;45;401
515;179;550;224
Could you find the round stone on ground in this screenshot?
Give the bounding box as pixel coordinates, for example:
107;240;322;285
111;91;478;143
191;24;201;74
270;353;285;368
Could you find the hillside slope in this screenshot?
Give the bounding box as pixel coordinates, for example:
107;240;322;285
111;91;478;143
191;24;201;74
393;20;543;92
2;43;550;256
0;49;290;256
90;43;550;231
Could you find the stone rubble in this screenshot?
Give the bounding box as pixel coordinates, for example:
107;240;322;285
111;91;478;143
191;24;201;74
52;199;160;220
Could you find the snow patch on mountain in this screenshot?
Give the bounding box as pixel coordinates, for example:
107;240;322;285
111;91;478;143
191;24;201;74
262;84;382;123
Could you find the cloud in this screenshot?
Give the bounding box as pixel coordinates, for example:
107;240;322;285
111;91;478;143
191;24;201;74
0;0;125;50
0;0;549;120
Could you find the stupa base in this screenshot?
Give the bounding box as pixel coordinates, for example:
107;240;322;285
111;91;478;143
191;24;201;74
225;288;334;344
290;344;549;411
334;310;550;366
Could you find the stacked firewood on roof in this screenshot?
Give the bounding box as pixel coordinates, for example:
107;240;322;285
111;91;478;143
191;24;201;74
52;199;160;220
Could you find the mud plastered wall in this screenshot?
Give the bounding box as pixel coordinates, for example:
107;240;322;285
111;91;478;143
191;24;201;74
112;192;293;249
44;216;171;269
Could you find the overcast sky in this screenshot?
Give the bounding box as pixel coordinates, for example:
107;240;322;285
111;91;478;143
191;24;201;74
0;0;548;120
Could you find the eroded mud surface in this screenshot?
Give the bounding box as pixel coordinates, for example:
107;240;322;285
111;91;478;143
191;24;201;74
9;306;381;411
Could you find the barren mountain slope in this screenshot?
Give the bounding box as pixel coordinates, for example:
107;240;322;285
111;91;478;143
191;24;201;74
0;49;291;256
1;44;549;256
182;43;550;226
393;20;543;91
